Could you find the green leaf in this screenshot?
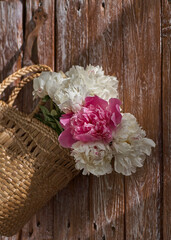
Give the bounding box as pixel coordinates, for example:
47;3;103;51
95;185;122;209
42;95;50;102
54;118;63;132
34;99;64;136
51;109;58;116
48;121;62;135
46;114;55;120
39;105;49;114
54;103;62;114
39;106;51;121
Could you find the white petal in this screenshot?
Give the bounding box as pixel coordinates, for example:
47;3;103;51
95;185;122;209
71;141;113;176
112;113;155;176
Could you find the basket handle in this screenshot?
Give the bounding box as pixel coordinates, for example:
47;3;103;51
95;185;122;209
0;64;52;116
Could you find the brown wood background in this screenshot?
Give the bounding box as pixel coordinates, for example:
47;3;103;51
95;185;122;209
0;0;170;239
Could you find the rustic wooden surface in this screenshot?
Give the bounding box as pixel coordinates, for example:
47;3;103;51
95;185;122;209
88;1;124;239
54;1;90;239
0;0;170;239
123;0;162;239
21;1;55;240
162;0;171;239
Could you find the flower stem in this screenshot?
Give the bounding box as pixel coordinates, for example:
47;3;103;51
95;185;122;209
50;99;53;111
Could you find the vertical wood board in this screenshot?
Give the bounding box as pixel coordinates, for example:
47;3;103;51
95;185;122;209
0;0;23;237
123;0;162;239
54;1;90;239
18;1;55;239
162;0;171;239
88;0;124;239
0;0;23;96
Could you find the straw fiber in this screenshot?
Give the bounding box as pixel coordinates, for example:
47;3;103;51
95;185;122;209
0;65;79;236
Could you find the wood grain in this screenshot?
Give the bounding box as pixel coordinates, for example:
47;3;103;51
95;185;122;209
54;1;90;239
22;0;55;113
0;0;23;97
55;0;88;72
162;0;171;239
0;1;23;238
0;0;170;239
123;0;162;239
20;1;55;239
88;1;124;239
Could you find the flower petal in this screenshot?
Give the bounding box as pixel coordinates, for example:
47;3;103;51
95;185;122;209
58;128;77;148
112;113;156;175
74;133;97;142
84;95;108;110
60;113;73;128
71;141;113;176
109;98;122;126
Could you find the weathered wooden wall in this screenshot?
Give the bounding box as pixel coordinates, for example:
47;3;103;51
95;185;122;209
0;0;170;239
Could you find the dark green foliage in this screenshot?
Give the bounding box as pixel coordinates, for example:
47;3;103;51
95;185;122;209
34;95;63;135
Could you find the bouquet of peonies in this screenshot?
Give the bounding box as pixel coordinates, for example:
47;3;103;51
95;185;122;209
33;65;155;177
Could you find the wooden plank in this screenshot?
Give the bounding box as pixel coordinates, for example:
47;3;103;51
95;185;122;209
54;1;90;239
54;175;90;240
55;0;88;72
0;1;167;240
0;0;23;238
22;0;55;113
88;1;124;239
123;0;162;239
162;0;171;239
0;0;23;96
21;201;54;240
20;1;55;239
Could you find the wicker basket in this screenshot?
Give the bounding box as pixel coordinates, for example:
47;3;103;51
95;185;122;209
0;65;79;237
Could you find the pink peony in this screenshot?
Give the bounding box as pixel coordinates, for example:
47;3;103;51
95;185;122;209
58;96;122;148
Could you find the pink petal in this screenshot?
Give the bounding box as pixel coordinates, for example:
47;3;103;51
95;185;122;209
108;98;121;111
60;113;73;128
108;98;122;125
111;113;117;127
58;128;77;148
74;133;97;142
85;95;108;110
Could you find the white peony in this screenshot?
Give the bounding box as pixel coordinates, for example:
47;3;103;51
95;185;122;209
66;65;119;101
71;141;113;176
112;113;155;176
53;79;88;113
33;72;50;98
33;71;64;99
33;65;119;113
45;72;64;100
33;69;89;113
85;65;119;100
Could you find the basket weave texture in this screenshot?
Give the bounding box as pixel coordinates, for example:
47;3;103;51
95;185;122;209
0;65;79;237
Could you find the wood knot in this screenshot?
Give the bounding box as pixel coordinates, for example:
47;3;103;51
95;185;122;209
23;6;48;65
33;6;48;25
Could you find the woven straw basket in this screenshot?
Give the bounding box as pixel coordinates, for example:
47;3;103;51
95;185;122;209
0;65;79;237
